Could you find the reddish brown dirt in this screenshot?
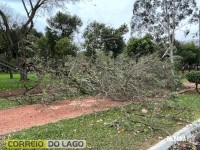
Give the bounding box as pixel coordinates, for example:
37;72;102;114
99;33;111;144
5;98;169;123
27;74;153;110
0;97;129;135
179;82;199;94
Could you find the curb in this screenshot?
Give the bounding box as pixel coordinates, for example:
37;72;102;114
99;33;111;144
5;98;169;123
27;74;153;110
148;118;200;150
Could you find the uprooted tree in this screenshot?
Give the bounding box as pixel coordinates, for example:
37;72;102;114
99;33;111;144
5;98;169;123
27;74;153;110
0;0;80;80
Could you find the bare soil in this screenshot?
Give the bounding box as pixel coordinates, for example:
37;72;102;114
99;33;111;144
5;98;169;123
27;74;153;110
0;97;129;135
179;82;199;95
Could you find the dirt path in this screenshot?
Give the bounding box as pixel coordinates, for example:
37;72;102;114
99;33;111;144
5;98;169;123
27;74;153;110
179;82;199;94
0;97;128;135
183;82;196;88
0;82;197;135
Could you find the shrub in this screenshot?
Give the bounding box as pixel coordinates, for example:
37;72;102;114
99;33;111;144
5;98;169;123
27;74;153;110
186;71;200;94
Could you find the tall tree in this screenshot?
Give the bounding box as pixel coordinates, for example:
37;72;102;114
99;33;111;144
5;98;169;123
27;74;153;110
127;35;156;61
36;36;50;59
83;21;128;58
83;21;106;58
55;37;78;58
176;42;199;68
47;11;82;40
0;0;80;80
131;0;199;65
45;27;58;57
45;11;82;57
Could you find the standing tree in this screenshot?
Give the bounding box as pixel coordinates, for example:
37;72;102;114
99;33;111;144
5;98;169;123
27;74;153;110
131;0;199;65
45;11;82;57
176;42;199;70
0;0;80;80
83;21;106;58
36;36;50;59
127;34;156;61
55;37;78;58
83;21;128;58
47;11;82;40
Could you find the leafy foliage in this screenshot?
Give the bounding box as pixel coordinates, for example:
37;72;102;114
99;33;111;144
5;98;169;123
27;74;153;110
36;36;50;59
186;71;200;84
27;53;178;103
0;29;9;54
186;71;200;94
47;11;82;40
83;21;128;58
126;35;156;60
176;42;199;66
55;37;78;57
0;1;81;80
42;11;82;58
131;0;198;41
131;0;199;63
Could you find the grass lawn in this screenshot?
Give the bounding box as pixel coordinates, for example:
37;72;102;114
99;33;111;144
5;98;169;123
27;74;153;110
0;99;20;109
2;94;200;150
0;73;37;91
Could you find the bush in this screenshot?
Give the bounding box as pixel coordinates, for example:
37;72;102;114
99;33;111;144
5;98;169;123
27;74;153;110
186;71;200;94
186;71;200;84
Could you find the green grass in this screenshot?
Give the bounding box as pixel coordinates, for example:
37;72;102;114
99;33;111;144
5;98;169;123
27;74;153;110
0;73;37;90
181;78;189;84
2;94;200;150
0;99;20;109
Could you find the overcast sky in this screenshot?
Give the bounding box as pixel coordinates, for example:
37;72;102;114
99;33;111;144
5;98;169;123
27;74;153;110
2;0;133;43
2;0;200;43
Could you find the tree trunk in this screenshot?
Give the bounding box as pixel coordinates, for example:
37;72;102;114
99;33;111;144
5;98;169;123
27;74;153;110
20;61;27;81
182;67;184;74
9;69;13;79
20;72;27;81
195;82;200;94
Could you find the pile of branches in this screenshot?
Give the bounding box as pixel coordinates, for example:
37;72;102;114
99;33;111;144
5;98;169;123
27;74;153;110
23;53;180;103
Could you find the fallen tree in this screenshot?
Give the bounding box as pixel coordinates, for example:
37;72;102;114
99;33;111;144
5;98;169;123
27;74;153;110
24;52;181;103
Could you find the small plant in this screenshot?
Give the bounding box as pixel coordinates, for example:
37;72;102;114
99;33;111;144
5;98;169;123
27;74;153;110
186;71;200;94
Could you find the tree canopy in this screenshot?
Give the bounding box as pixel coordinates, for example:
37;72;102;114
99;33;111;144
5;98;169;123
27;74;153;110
47;11;82;40
55;37;78;57
131;0;199;64
83;21;128;58
0;0;81;80
127;35;156;61
176;42;199;66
